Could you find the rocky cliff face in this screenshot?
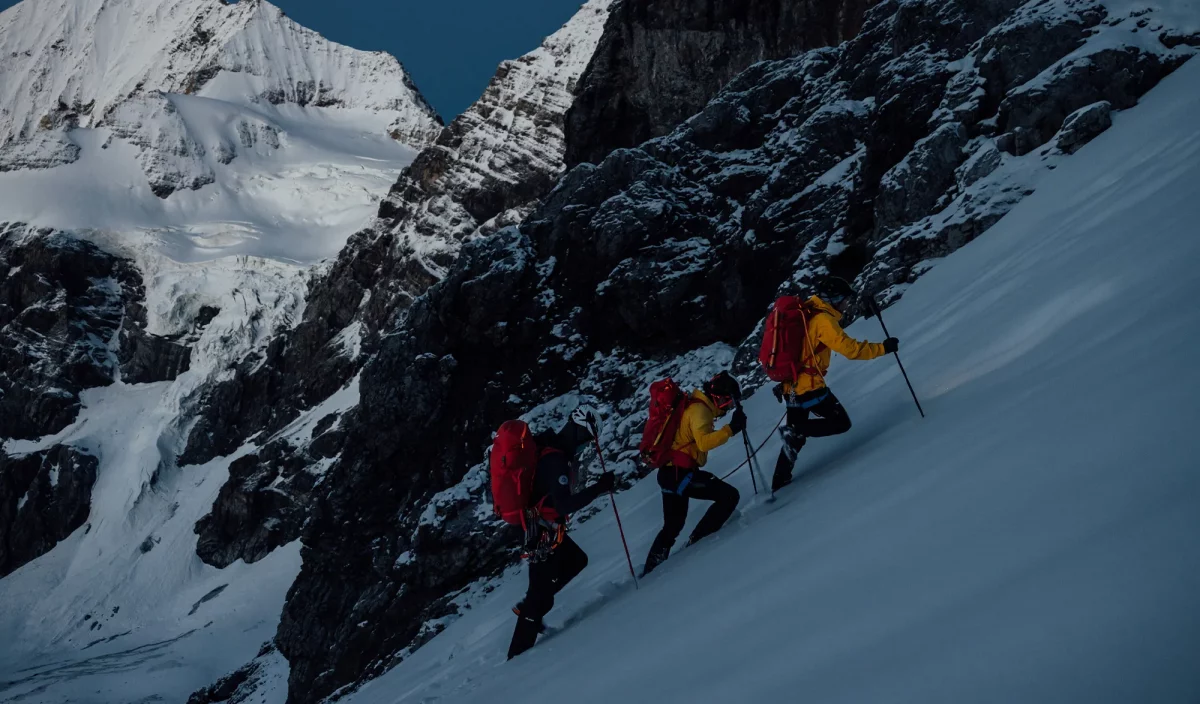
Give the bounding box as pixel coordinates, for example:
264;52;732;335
263;0;1196;700
377;0;613;276
0;227;136;440
564;0;874;167
0;445;97;578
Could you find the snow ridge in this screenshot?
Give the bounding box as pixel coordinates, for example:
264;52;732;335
375;0;613;279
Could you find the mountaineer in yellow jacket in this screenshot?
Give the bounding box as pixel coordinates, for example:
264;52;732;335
771;277;898;491
642;371;745;576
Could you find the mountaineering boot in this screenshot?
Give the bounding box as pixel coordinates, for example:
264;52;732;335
507;614;545;659
771;471;792;492
641;546;670;577
772;426;805;491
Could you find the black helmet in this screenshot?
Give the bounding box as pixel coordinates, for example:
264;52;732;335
703;371;741;411
815;275;856;305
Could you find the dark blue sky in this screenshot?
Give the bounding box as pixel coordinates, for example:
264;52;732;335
0;0;585;122
258;0;584;121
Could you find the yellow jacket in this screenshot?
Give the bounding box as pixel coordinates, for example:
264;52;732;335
782;296;887;396
671;390;735;467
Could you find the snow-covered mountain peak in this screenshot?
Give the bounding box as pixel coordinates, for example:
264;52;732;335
505;0;612;99
0;0;447;267
0;0;441;149
367;0;613;295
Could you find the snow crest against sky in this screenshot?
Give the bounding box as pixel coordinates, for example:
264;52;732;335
0;0;587;122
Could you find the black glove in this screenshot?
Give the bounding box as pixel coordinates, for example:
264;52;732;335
592;471;616;494
729;408;748;434
883;337;899;354
772;383;784;403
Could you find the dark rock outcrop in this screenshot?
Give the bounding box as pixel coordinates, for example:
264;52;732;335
0;224;194;433
0;226;137;440
564;0;874;167
264;0;1196;700
118;284;193;384
194;437;331;568
1054;101;1113;155
0;445;98;577
186;642;280;704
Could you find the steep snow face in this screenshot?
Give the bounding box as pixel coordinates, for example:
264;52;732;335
0;0;440;149
345;54;1200;704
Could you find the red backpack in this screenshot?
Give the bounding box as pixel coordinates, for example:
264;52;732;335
637;378;700;469
759;296;827;382
490;420;559;527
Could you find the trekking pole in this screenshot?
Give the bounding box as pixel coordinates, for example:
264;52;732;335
591;436;639;590
741;431;759;495
866;296;925;418
737;404;772;497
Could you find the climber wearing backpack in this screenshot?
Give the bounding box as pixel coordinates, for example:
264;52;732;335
640;371;745;576
494;407;615;660
760;276;898;491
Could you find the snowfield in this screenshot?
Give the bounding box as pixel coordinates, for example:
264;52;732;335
0;101;419;267
341;56;1200;704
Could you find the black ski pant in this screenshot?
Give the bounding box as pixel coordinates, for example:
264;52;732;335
773;387;852;483
507;535;588;659
643;468;740;576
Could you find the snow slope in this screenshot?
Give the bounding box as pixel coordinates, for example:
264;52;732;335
344;56;1200;704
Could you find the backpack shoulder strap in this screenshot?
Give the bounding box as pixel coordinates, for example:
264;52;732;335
795;303;828;374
